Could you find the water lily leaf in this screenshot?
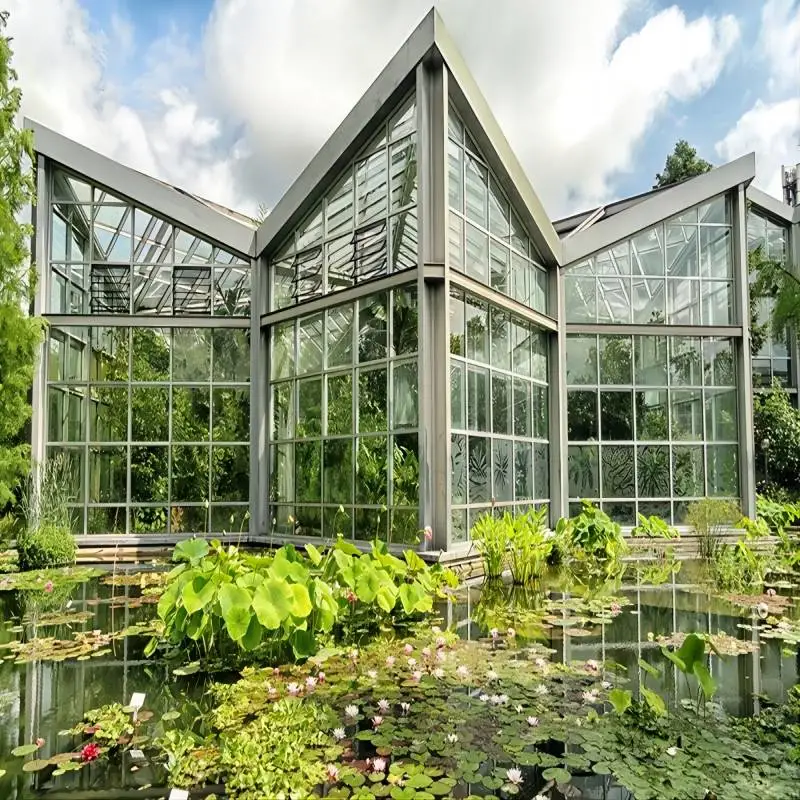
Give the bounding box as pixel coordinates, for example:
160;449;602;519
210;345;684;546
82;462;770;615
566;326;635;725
592;762;612;775
218;583;252;641
161;711;180;721
12;744;39;757
181;575;215;615
288;583;312;619
23;759;51;772
240;614;263;651
542;767;571;784
253;577;292;629
291;628;316;659
638;658;662;679
173;661;200;676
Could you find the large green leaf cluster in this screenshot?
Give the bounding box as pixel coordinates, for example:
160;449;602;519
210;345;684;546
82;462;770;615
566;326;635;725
151;538;457;663
754;383;800;495
553;501;627;578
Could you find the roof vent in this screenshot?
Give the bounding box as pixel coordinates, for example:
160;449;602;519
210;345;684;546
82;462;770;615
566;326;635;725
782;163;799;207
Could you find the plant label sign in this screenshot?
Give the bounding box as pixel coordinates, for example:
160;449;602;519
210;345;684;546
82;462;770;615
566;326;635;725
168;790;189;800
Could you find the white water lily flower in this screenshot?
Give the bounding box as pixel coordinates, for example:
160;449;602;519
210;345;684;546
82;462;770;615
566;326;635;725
507;627;516;638
535;684;549;696
446;733;458;743
479;693;489;702
332;727;346;741
407;657;417;667
582;690;599;704
286;682;301;696
411;670;423;682
367;669;378;679
486;669;499;681
377;699;390;712
666;746;678;756
757;602;769;619
400;702;410;714
345;704;359;718
514;704;523;713
456;665;470;679
372;715;384;728
385;656;396;667
433;667;445;679
305;676;317;689
506;767;523;785
534;657;548;670
527;716;539;727
325;764;339;782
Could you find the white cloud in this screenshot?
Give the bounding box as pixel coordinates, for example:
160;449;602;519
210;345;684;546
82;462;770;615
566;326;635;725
716;98;800;196
6;0;742;221
716;0;800;198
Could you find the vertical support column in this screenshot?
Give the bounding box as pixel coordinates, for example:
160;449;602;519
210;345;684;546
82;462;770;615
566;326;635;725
30;155;49;470
789;219;800;409
250;254;267;537
733;184;756;518
416;56;449;550
549;265;568;524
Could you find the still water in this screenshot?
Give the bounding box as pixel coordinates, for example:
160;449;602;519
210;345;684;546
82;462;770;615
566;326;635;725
0;561;797;798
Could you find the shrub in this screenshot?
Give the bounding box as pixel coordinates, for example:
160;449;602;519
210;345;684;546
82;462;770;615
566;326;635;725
554;501;627;579
685;498;740;561
754;382;800;495
16;522;76;570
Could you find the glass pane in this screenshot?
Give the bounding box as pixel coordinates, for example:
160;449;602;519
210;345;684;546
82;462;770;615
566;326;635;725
637;445;670;497
597;278;632;323
270;443;294;504
393;361;418;429
448;214;464;270
448;139;463;211
327;305;354;368
668;278;701;324
88;446;127;503
172;445;209;502
296;206;323;252
212;329;250;382
392;286;418;356
214;266;250;316
533;384;548;439
490;242;509;294
631;227;664;276
667;225;699;277
566;336;597;385
534;443;549;500
466;296;489;363
451;362;465;429
298;378;323;437
490;308;510;370
324;439;352;504
634;336;667;386
513;378;530;437
212;388;250;442
532;334;547;383
491;373;511;435
130;445;168;502
211;505;250;535
90;387;128;442
356;436;388;505
326;169;355;238
464;153;488;226
93;204;132;261
172;387;210;442
669;337;702;386
514;441;533;501
173;329;211;381
88;506;127;535
298;314;324;375
211;445;249;502
672;445;704;497
465;223;489;282
701;281;733;325
707;444;738;496
358;368;388;432
54;169;92;203
393;433;419;506
356;149;388;225
451;508;468;544
568;390;598;440
512;322;531;377
131;387;168;441
131;506;167;534
531;268;548;315
599;335;632;385
671;390;703;440
271;382;295;440
510;212;528;256
467;366;490;432
327;373;353;435
568;445;599;497
391;210;417;272
564;275;596;323
600;391;633;440
511;252;529;306
294;440;322;503
699;196;730;225
699;226;731;279
635;390;669;440
390;137;417;210
705;389;737;441
359;294;388;362
133;264;171;314
703;339;735;386
133;209;172;263
492;439;513;502
489;177;510;240
601;445;635;497
451;434;467;504
468;436;490;503
632;278;666;324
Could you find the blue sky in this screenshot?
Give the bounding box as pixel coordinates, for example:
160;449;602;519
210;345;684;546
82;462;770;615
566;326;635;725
7;0;800;218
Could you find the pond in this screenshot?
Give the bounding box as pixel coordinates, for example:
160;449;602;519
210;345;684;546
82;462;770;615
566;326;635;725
0;560;798;799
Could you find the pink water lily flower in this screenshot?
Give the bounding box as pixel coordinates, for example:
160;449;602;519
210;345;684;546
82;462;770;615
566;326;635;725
372;756;387;772
404;643;414;655
372;715;384;728
326;764;340;782
286;682;301;696
386;656;396;667
377;699;390;712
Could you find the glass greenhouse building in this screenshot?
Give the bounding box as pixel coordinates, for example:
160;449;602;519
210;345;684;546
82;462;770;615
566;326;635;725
26;11;800;555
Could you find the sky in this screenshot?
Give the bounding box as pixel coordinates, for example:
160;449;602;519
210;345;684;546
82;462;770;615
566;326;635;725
5;0;799;221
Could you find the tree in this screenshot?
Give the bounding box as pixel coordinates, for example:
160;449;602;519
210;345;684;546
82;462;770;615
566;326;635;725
653;140;713;188
0;11;44;508
753;382;800;495
750;244;800;353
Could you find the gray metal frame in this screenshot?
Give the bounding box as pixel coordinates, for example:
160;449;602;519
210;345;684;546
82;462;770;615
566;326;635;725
27;7;780;549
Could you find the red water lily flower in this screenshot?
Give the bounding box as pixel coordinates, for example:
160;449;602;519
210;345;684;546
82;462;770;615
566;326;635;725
80;743;101;762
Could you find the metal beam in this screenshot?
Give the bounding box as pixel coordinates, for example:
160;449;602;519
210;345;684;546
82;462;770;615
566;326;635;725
45;314;249;329
550;263;568;523
748;186;795;224
30;154;48;468
563;154;757;265
249;254;265;536
26;119;255;257
565;323;745;338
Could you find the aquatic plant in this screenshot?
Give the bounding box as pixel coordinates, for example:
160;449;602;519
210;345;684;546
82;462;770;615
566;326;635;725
470;510;508;578
660;632;719;714
554;501;627;580
632;513;679;539
686;497;741;561
150;537;457;664
507;507;552;585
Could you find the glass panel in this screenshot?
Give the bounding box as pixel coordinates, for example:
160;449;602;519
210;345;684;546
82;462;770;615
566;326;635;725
90;387;128;442
467;366;490;432
673;445;705;497
703;339;735;386
669;337;702;386
88;506;127;535
271;382;295;440
468;436;490;503
599;335;632;385
390;137;417;210
466;296;489;363
133;265;171;314
512;321;531;377
631;227;664;275
390;210;417;272
448;213;464;270
451;362;465;429
212;329;250;382
512;378;531;437
392;286;418;355
492;439;513;502
212;388;249;442
635;336;667;385
491;373;511;435
671;390;703;440
635;390;669;440
298;378;323;437
699;226;731;279
465;223;489;282
450;290;465;355
701;281;733;325
667;225;699;277
632;278;666;324
214;265;250;316
171;445;209;502
490;308;510;370
533;385;548;439
392;361;418;429
211;506;250;535
130;445;168;502
510;212;528;256
54;169;92;203
668;277;701;323
489;177;510;240
451;508;468;544
699;195;729;225
358;368;388;432
566;336;597;385
324;439;352;504
131;507;167;534
133;209;172;263
564;276;596;323
600;391;633;440
327;305;353;368
392;433;419;506
294;441;322;503
327;374;352;435
451;434;467;504
707;444;738;496
602;445;635;497
270;443;294;503
597;278;631;323
534;443;549;500
172;387;210;442
448;140;463;211
356;149;388;225
359;293;388;362
705;388;737;441
356;436;388;505
532;334;548;383
87;445;127;504
464;154;488;226
490;241;509;294
326;169;355;238
211;445;249;502
568;445;599;497
131;387;168;441
172;329;210;381
296;206;323;251
637;445;670;497
93;204;132;262
514;441;533;501
298;313;324;375
568;390;598;440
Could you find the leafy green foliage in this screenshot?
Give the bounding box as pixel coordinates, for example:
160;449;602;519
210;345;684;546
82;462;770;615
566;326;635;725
660;633;719;713
754;383;800;496
713;538;767;593
0;13;45;508
632;514;679;539
72;703;135;746
653;139;712;188
686;498;741;561
470;511;507;579
507;507;552;585
554;501;627;579
16;523;76;570
750;243;800;359
151;538;457;664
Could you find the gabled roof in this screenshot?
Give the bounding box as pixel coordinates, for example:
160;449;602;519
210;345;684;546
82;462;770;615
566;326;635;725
26;119;255;257
254;8;563;266
561;153;757;265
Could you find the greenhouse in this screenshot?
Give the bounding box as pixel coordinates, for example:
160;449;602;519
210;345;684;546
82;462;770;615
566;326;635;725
27;10;800;554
